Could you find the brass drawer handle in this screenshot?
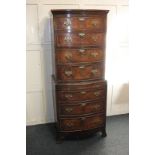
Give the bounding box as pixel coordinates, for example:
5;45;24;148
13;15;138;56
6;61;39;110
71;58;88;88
64;19;71;26
80;91;86;94
64;36;72;42
78;33;85;37
78;17;85;21
94;118;102;124
65;94;73;98
79;49;86;55
65;53;72;60
65;70;72;76
91;69;98;75
92;36;98;42
94;91;101;96
65;107;73;112
79;49;85;52
81;103;86;106
79;65;85;69
66;122;73;127
91;52;98;57
92;20;98;26
94;104;101;109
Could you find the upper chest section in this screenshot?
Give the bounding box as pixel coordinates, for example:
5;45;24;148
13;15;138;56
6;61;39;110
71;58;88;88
52;10;108;32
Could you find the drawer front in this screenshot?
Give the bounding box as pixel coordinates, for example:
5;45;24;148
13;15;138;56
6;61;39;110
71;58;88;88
60;118;81;131
56;48;104;64
56;62;104;82
56;80;106;91
56;32;105;47
54;16;106;31
60;114;105;131
83;114;104;130
59;100;104;116
57;89;105;103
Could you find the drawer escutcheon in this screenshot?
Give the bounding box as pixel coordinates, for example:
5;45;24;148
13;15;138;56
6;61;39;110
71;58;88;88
64;19;71;26
64;36;72;42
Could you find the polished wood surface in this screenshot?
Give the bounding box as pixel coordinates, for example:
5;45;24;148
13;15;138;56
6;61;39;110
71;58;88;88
56;32;105;47
56;88;105;103
59;99;105;116
54;16;106;31
56;48;104;64
56;80;105;91
51;9;108;141
56;62;104;82
51;9;109;15
60;113;105;131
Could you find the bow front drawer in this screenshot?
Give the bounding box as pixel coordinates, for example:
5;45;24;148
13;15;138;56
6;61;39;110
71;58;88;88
56;80;106;91
56;88;105;103
59;99;105;116
56;62;104;82
56;48;104;64
54;16;106;31
56;32;105;47
60;113;105;131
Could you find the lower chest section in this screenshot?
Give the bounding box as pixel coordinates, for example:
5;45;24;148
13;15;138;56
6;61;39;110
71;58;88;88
55;80;107;132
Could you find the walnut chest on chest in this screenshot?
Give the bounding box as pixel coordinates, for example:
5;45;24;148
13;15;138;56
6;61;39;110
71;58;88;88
51;9;109;141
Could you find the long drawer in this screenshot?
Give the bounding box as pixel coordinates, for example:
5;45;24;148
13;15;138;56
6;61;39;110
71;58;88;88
56;80;106;91
55;32;105;47
59;99;105;116
56;48;104;64
54;15;106;31
60;113;105;131
56;62;104;82
56;88;106;104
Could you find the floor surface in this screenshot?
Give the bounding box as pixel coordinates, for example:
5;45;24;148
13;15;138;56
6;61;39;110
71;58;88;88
26;114;129;155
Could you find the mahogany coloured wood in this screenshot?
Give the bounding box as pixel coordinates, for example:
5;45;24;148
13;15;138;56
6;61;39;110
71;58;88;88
55;48;104;64
55;32;105;47
51;9;109;142
56;62;104;82
56;88;105;103
54;16;106;31
59;99;105;116
56;80;105;91
60;113;105;131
